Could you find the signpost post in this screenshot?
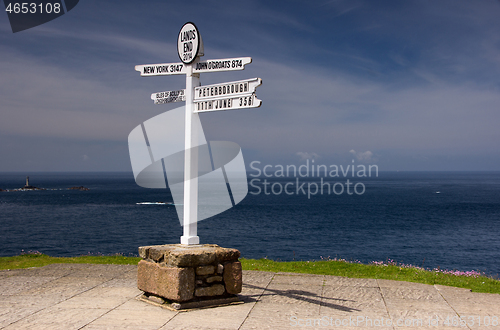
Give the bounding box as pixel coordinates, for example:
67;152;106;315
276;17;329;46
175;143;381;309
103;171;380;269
135;22;262;245
182;56;200;245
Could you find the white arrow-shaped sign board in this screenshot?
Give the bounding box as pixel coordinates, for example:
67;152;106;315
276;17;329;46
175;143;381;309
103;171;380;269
135;62;186;77
194;78;261;100
194;93;261;113
135;57;251;77
151;89;186;104
193;57;251;73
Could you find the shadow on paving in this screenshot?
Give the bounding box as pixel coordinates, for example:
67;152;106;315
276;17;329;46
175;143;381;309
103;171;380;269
242;282;360;312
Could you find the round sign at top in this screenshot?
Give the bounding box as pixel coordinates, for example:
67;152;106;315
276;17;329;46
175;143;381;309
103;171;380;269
177;22;201;64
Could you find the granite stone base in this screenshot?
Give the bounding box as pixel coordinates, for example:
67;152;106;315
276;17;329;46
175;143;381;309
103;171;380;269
137;244;242;309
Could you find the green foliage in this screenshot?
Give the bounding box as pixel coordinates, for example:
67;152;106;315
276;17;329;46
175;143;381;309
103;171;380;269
0;253;141;270
240;258;500;294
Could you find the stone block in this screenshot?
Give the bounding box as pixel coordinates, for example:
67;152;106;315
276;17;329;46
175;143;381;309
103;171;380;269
215;248;240;263
144;294;166;305
206;276;223;283
217;264;224;274
156;265;195;302
148;246;174;262
196;265;215;276
138;246;151;259
137;260;158;294
223;261;242;294
195;284;225;297
139;244;240;267
137;260;195;302
166;249;215;267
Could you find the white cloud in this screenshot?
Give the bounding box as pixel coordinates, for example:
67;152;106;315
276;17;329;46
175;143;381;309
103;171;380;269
296;152;320;160
349;150;374;162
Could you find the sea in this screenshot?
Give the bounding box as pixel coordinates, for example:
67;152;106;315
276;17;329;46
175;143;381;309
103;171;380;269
0;171;499;276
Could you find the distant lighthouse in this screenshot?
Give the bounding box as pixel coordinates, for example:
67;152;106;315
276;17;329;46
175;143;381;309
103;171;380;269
23;176;36;189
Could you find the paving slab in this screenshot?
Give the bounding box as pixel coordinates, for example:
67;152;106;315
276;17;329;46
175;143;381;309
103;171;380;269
0;264;499;329
325;276;379;287
84;308;175;329
0;276;59;296
0;308;41;328
1;264;91;278
0;294;66;310
2;306;109;330
272;274;325;287
159;303;254;330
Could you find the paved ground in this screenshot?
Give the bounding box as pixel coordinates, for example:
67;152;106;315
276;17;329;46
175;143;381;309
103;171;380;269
0;264;499;329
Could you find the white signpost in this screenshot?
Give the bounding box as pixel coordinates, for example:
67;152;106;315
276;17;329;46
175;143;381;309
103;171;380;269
135;22;262;245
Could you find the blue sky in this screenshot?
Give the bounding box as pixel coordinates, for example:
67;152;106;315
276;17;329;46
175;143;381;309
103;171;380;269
1;0;500;171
